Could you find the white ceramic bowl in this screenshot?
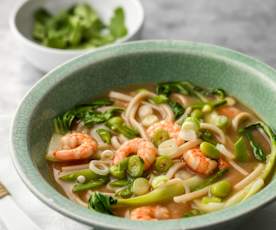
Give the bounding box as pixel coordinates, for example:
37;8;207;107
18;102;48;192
10;0;144;72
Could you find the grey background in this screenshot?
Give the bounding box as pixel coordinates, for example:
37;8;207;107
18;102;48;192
0;0;276;229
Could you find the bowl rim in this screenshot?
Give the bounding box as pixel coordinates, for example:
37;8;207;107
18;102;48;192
9;0;144;55
11;40;276;229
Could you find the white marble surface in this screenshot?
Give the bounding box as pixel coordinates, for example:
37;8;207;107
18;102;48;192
1;0;276;229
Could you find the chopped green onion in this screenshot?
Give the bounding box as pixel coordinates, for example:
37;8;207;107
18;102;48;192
127;156;144;178
116;186;132;198
154;156;173;172
151;175;169;189
96;128;112;144
151;129;170;146
132;178;150;195
110;159;128;179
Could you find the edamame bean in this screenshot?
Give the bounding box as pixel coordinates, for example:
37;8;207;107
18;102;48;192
210;180;232;198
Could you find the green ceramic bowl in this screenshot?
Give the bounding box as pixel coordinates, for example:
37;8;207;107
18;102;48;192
11;41;276;230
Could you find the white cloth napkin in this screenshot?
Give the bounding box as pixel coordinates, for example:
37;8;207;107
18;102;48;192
1;115;276;230
0;116;90;230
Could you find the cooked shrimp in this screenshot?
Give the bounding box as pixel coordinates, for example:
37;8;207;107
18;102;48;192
218;106;240;119
147;120;184;145
218;158;230;170
114;138;157;169
53;132;97;161
183;148;217;175
130;205;170;220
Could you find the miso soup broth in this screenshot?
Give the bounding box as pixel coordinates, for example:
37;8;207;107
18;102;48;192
46;81;275;220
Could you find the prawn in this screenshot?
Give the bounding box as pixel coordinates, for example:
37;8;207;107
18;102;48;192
183;148;217;175
130;205;170;220
147;120;184;146
114;138;157;170
53;132;97;161
218;106;240;119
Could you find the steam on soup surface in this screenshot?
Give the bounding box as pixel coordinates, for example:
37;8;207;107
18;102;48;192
46;82;276;220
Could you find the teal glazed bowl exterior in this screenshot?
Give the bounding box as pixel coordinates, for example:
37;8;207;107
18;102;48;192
11;41;276;230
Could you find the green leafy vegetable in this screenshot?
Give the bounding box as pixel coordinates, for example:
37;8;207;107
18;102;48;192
212;88;226;99
234;136;249;162
200;130;217;145
53;99;122;134
32;4;127;49
96;128;112;144
240;124;266;161
109;7;127;38
156;82;192;97
150;95;168;104
106;117;139;139
168;100;185;119
88;192;117;214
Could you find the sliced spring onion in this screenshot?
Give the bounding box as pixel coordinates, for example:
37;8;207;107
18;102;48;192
216;144;235;159
89;160;110;176
179;129;197;141
132;178;150;195
152;129;170;146
96;128;112;144
174;170;193;180
100;150;114;160
225;97;236;106
109;159;128;179
127;156;144;178
158;139;178;156
182;117;200;132
141;114;159;127
116;186;132;198
151;175;169;189
138;104;153;118
154;156;173;172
